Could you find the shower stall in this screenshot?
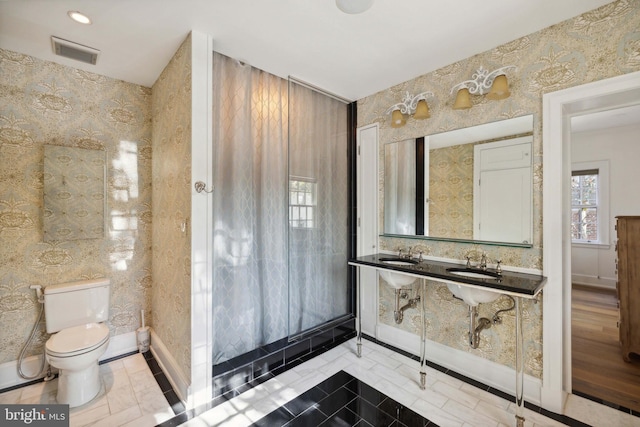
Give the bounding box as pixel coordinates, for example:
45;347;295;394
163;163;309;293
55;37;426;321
210;52;355;396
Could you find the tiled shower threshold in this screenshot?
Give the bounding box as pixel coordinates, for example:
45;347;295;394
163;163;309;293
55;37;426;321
212;317;357;401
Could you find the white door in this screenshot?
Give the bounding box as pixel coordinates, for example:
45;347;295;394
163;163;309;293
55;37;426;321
477;167;532;243
474;136;532;244
357;123;378;336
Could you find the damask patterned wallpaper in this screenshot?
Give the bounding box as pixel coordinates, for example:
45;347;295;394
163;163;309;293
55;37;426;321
428;144;474;240
0;49;153;365
43;145;107;241
358;0;640;377
151;34;193;381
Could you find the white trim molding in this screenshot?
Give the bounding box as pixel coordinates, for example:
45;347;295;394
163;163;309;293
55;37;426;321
150;329;189;403
542;70;640;413
189;30;214;411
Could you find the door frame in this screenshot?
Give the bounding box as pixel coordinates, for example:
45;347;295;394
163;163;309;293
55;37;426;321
356;123;379;337
541;70;640;412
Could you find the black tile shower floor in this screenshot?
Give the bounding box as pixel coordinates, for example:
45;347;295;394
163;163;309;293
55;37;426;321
249;370;437;427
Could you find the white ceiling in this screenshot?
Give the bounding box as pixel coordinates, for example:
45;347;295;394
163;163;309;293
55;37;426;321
571;104;640;133
0;0;614;100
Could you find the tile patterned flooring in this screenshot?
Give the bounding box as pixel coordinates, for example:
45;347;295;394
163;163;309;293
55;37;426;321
2;339;640;426
173;339;640;427
0;352;176;426
243;370;436;426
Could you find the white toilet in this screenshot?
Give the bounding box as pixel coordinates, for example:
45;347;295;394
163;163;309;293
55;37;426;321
44;278;110;408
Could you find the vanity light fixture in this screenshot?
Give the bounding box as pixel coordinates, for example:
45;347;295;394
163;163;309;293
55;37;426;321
67;10;92;25
385;91;434;128
450;65;516;110
335;0;374;14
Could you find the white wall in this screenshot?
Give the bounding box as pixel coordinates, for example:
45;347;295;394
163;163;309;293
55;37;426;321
571;123;640;289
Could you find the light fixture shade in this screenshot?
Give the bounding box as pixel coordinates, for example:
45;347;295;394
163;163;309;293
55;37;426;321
335;0;374;14
391;109;406;128
452;88;472;110
413;99;430;119
487;74;510;100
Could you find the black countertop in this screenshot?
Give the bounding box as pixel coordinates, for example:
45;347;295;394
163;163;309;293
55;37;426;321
349;254;546;298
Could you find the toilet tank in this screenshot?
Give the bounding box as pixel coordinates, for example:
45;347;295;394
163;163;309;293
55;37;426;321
44;278;110;333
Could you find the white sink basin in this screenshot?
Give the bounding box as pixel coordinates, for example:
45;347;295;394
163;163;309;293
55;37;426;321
378;258;418;289
448;270;498;279
445;267;501;306
381;260;417;266
446;284;500;306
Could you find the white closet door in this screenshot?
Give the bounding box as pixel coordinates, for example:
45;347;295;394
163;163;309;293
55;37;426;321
474;136;532;244
477;167;532;244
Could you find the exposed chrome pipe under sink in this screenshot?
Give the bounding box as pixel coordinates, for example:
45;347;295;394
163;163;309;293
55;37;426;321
467;296;515;348
393;288;420;324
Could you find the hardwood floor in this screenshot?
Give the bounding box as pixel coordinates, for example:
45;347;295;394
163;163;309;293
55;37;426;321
572;284;640;413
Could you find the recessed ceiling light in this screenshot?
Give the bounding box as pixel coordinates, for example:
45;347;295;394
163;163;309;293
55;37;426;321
335;0;373;14
67;11;92;25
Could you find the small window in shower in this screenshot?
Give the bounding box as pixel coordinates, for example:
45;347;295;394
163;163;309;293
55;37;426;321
289;177;317;229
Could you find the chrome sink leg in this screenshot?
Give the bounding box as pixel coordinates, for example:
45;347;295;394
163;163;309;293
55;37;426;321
356;268;362;358
515;297;524;427
419;279;427;390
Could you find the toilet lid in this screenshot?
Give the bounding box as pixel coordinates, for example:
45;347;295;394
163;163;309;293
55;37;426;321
46;323;109;357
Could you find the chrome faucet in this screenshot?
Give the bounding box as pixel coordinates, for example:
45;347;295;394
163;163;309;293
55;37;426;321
464;253;501;275
398;246;413;259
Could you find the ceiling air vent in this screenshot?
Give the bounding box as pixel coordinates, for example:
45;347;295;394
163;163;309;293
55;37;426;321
51;36;99;65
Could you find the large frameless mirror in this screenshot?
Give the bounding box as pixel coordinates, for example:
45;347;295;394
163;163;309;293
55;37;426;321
383;114;534;247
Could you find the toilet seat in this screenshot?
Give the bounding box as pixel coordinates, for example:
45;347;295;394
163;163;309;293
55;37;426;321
46;323;109;358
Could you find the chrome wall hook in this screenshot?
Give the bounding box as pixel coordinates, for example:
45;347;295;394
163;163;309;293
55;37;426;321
194;181;213;194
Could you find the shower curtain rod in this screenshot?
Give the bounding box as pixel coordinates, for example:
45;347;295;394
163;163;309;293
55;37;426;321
288;76;353;105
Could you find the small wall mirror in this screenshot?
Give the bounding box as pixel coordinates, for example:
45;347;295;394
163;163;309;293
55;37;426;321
383;114;534;247
43;145;106;241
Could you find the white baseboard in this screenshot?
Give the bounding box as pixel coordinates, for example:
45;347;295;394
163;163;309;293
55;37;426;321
375;323;542;406
541;384;568;413
149;329;189;404
101;331;138;361
0;331;138;391
571;275;616;290
0;354;46;390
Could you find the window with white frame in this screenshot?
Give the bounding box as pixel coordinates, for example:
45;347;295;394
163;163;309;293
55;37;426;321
289;177;317;229
571;160;609;245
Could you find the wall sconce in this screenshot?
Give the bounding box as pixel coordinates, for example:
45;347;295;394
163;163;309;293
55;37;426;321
385;91;434;128
450;65;516;110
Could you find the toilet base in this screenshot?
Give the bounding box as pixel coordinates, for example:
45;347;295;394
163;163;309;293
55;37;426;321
56;362;101;408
